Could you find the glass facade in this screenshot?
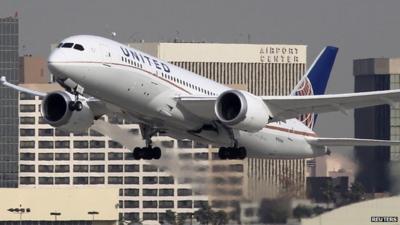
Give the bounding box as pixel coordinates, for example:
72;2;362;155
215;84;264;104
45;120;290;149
0;16;19;187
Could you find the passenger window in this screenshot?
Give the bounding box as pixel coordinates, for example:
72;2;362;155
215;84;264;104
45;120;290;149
62;43;74;48
74;44;85;51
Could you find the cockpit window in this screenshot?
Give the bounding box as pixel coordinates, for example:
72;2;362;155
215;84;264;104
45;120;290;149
73;44;84;51
57;43;63;48
61;43;74;48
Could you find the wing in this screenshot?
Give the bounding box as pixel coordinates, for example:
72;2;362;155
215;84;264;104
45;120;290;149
263;89;400;121
306;137;400;146
176;96;218;120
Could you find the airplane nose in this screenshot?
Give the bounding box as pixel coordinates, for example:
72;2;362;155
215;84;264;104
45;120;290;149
48;50;69;79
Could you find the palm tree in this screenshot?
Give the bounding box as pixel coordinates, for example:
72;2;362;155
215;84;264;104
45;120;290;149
164;210;177;225
212;210;228;225
194;203;214;225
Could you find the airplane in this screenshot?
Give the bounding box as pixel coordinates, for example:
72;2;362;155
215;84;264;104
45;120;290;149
2;35;400;160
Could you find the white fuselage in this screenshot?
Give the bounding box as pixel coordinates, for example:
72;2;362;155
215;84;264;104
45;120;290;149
48;35;327;159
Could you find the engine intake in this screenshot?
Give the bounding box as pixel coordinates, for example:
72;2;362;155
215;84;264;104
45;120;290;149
215;90;271;132
41;91;94;132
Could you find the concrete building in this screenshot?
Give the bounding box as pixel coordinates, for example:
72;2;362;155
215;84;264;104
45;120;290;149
19;55;48;83
301;196;400;225
130;42;308;200
0;187;119;224
354;58;400;193
0;15;19;188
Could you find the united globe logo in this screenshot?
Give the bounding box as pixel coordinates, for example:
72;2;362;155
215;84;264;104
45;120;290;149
295;78;315;129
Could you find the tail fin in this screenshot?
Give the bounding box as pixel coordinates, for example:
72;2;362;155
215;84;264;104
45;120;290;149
291;46;339;129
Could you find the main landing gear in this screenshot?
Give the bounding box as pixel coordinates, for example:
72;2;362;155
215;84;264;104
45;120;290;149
218;146;247;160
133;124;162;160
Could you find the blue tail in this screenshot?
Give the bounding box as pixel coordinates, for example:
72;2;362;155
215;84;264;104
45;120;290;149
291;46;339;129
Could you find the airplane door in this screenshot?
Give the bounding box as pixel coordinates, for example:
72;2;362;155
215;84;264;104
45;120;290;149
99;44;112;60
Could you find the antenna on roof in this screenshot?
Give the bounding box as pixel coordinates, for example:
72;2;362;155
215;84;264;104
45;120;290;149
105;25;117;40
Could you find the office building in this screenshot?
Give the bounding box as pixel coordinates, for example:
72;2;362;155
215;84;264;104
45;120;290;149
130;42;308;200
0;15;19;188
354;58;400;193
19;55;49;83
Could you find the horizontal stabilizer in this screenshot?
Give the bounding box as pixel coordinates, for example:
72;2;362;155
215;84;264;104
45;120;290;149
306;137;400;146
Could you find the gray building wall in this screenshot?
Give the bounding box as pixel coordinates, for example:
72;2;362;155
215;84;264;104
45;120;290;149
0;16;19;187
353;58;400;193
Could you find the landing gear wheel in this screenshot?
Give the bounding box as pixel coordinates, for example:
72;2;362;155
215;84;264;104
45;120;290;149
153;147;161;159
68;101;83;111
143;147;153;160
238;147;247;159
218;147;228;160
133;147;141;160
218;146;247;160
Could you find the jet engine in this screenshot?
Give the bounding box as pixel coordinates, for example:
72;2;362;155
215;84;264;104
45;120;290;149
41;91;94;132
215;90;271;132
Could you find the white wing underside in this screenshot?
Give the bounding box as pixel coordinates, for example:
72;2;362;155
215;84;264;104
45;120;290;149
306;137;400;146
176;89;400;122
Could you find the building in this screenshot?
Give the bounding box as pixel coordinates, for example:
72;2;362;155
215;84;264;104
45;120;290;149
19;55;48;83
18;83;209;224
0;15;19;188
301;196;400;225
354;58;400;193
0;187;119;225
130;42;308;200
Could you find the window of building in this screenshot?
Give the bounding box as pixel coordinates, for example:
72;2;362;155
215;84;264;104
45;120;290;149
178;200;192;208
109;141;123;148
194;152;208;160
20;92;35;100
124;200;139;208
161;140;174;148
55;141;70;149
143;176;157;184
159;189;174;196
178;189;192;196
90;153;105;160
55;177;70;184
143;189;157;196
73;176;89;185
20;177;35;185
55;129;70;136
124;176;139;184
143;213;157;220
212;165;227;172
229;164;243;172
20;117;35;124
108;152;123;160
229;177;243;184
39;165;54;173
20;164;35;172
55;165;69;173
38;117;46;124
159;201;174;208
20;153;35;161
39;177;54;185
177;140;192;148
20;104;35;112
73;153;88;160
212;200;227;208
194;200;208;208
38;153;53;161
108;165;123;172
143;164;158;172
73;165;88;172
20;128;35;136
90;165;105;172
159;176;174;184
124;153;135;160
20;141;35;149
39;141;54;149
194;142;208;148
108;176;123;184
179;153;192;160
39;128;54;136
90;140;105;148
90;176;105;184
143;201;157;208
125;164;139;172
124;213;140;221
124;188;139;196
74;141;89;149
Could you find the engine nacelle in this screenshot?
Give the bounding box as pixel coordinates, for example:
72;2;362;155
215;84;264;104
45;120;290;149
215;90;271;132
41;91;94;132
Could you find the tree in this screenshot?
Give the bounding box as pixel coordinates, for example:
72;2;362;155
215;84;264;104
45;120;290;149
177;213;189;225
194;203;215;225
349;182;365;202
164;210;177;225
321;180;336;207
212;210;228;225
258;198;290;224
292;205;312;220
312;206;325;215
